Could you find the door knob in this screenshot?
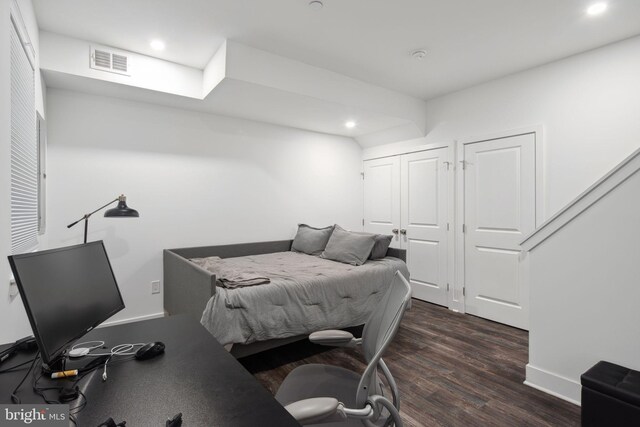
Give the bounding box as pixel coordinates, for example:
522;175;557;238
400;229;407;235
392;228;399;234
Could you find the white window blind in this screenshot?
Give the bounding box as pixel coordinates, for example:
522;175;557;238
10;19;38;254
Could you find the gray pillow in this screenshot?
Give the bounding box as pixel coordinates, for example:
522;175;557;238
291;224;334;256
348;231;393;259
369;234;393;260
321;225;376;266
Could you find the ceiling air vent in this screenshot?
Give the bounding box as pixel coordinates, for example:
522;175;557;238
112;54;128;73
90;46;130;76
94;49;111;68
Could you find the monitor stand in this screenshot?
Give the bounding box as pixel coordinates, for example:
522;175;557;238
41;351;69;374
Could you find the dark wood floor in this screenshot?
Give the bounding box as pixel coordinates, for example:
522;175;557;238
241;299;581;427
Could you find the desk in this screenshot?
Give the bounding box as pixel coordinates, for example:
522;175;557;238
0;315;299;426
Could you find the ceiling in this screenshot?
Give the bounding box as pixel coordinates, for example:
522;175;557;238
34;0;640;100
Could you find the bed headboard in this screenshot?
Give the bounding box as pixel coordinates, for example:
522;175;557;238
169;240;294;260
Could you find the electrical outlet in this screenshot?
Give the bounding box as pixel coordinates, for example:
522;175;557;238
9;277;18;297
151;280;160;294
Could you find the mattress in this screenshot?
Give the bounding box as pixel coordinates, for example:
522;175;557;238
196;251;409;346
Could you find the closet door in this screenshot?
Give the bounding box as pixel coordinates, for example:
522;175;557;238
363;157;401;248
462;133;536;329
401;148;450;306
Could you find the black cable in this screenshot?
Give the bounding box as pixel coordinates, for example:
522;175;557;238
24;351;138;423
69;390;87;413
0;348;15;360
0;337;37;365
32;357;91;424
0;357;37;374
32;364;60;404
30;366;82;427
10;352;39;403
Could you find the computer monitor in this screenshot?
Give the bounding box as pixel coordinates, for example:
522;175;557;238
8;241;125;368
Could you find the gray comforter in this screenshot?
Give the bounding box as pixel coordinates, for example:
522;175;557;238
196;251;409;346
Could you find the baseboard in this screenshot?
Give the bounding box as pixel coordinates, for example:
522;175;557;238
525;364;581;406
99;312;166;328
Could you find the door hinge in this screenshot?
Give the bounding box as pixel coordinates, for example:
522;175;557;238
447;223;450;231
446;283;450;292
360;172;364;179
462;224;466;233
462;287;465;297
362;218;365;226
459;160;466;170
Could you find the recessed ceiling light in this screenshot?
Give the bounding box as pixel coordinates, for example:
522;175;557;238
586;2;607;15
309;1;323;10
345;121;356;129
411;49;427;60
150;40;165;51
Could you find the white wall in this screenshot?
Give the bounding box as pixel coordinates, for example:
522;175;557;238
524;155;640;404
225;40;428;139
0;0;46;344
40;31;203;99
40;89;363;328
359;32;640;405
364;35;640;220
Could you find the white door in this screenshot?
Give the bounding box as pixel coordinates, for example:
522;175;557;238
463;133;536;329
363;156;401;248
401;149;450;306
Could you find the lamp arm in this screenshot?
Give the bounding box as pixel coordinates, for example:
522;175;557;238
66;197;119;229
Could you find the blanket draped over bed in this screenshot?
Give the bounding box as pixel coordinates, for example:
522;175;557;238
190;256;271;288
192;251;409;346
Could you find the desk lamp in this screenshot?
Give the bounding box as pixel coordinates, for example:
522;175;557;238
67;194;139;243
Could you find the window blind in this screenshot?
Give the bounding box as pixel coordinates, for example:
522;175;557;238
10;19;38;254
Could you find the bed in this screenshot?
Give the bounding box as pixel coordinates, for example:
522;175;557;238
163;239;408;358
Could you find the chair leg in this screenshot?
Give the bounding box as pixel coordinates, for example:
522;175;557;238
368;395;403;427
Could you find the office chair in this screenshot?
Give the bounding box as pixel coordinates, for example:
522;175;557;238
276;271;412;426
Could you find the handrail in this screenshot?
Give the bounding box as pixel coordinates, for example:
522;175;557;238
521;146;640;251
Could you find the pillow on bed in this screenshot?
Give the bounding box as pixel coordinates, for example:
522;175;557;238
291;224;334;255
321;225;376;266
368;234;393;260
345;231;392;259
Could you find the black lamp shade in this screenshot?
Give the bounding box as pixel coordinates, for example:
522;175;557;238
104;198;139;218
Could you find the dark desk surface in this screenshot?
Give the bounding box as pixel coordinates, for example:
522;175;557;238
0;315;299;427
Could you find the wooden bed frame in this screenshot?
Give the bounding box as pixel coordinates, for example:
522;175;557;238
163;239;406;358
